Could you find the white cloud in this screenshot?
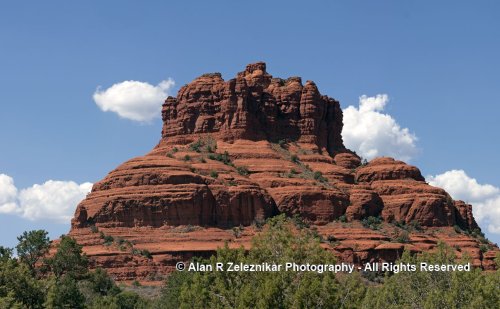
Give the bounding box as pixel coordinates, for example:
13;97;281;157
428;170;500;235
93;79;175;122
0;174;18;214
0;174;92;223
342;94;418;162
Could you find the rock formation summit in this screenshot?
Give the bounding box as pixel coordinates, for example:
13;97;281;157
69;62;498;283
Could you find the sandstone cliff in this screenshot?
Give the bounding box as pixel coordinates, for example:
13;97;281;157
69;62;498;283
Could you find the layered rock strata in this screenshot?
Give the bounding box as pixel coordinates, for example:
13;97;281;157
69;63;498;283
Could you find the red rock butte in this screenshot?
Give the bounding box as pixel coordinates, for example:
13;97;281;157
69;62;498;283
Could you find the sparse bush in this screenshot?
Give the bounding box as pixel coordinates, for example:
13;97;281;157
90;225;99;233
362;216;382;230
209;151;232;165
232;226;243;238
172;147;179;153
395;230;410;243
210;170;219;178
338;215;347;223
292;214;309;229
200;157;206;163
253;219;265;231
166;153;174;158
394;220;406;229
395;220;422;232
131;248;153;259
310;228;324;242
290;154;299;163
189;140;203;152
278;139;287;148
185;225;195;232
408;220;422;231
103;235;114;245
313;171;328;182
184;154;191;161
327;235;337;243
236;166;250;176
141;249;153;259
469;228;488;244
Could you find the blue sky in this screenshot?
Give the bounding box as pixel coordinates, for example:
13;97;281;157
1;1;499;247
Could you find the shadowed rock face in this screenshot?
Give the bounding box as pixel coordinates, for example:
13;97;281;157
69;63;496;283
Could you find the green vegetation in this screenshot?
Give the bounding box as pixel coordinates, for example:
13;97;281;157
210;170;219;178
16;230;50;273
188;140;203;152
231;225;243;238
455;226;491;245
277;139;287;148
338;214;347;223
208;151;232;166
157;215;353;309
394;230;410;243
362;216;382;230
188;137;217;154
153;217;500;308
205;145;215;153
291;214;310;229
394;220;422;232
1;221;499;308
183;154;191;161
141;250;153;259
366;244;500;308
236;166;249;176
100;232;114;246
0;232;150;308
313;171;328;183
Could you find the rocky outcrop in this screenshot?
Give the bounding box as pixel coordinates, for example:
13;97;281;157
454;200;479;230
355;158;457;227
69;63;497;283
160;62;344;155
72;155;278;228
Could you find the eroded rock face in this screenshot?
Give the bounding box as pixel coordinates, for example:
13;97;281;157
72;155;278;228
346;186;384;221
355;158;461;227
454;200;479;230
69;63;496;283
160;62;345;155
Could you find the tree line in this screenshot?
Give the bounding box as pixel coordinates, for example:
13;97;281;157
1;215;499;308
